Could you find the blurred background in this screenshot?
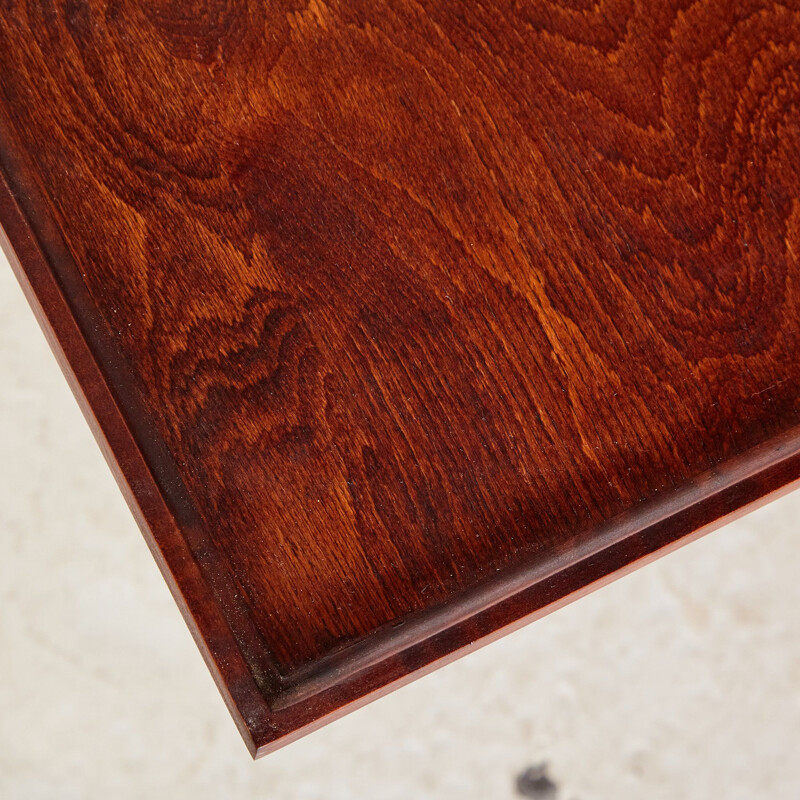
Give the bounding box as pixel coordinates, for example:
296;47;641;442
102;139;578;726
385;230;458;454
1;255;799;800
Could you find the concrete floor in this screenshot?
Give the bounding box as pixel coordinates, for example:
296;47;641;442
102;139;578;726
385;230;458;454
1;259;799;800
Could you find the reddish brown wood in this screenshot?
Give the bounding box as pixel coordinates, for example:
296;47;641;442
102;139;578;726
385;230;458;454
1;0;799;756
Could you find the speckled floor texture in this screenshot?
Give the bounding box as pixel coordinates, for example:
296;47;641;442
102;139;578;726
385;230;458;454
1;258;799;800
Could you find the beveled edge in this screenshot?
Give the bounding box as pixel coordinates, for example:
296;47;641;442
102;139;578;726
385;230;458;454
0;164;269;758
2;138;800;758
251;424;800;755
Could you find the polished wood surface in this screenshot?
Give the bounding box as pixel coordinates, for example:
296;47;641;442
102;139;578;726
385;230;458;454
1;0;799;755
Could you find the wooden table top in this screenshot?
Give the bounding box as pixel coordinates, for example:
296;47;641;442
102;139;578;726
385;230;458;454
2;1;799;757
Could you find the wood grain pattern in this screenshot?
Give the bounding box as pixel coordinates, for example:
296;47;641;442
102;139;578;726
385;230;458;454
1;0;800;755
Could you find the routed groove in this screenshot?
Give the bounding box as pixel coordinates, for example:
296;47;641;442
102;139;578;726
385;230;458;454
0;0;799;756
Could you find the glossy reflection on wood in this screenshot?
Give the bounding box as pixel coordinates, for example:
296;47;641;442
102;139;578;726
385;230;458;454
1;0;799;756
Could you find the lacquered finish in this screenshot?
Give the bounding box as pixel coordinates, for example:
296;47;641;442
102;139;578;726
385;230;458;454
1;0;799;756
